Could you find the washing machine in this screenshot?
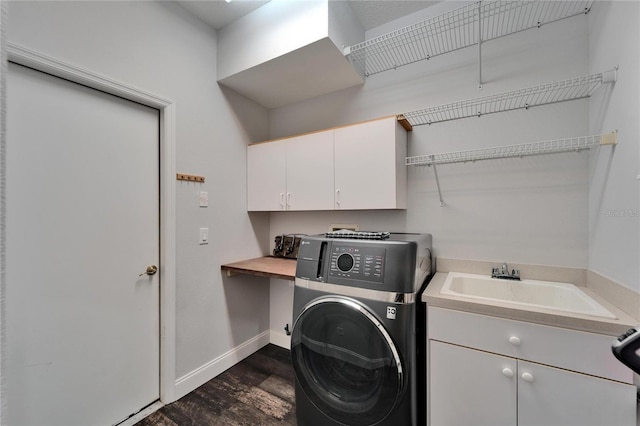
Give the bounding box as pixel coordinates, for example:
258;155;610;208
291;232;433;426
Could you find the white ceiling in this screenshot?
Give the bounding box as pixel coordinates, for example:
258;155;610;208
176;0;438;31
347;0;440;30
175;0;270;30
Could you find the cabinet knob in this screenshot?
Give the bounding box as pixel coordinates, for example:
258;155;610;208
502;368;514;378
521;372;534;383
286;192;291;208
279;193;285;209
509;336;521;346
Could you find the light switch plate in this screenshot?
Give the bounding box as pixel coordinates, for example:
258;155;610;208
199;228;209;245
199;191;208;207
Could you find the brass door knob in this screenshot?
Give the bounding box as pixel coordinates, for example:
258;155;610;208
139;265;158;276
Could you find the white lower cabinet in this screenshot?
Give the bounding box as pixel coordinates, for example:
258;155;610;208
517;359;636;426
430;341;517;426
428;307;637;426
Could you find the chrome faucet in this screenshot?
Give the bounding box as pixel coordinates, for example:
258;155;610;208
491;262;520;280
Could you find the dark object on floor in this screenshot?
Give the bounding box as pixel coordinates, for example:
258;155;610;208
136;344;296;425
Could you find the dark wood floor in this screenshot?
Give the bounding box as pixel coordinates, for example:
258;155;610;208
136;344;297;425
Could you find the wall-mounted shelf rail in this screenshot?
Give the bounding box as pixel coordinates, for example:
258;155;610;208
406;131;617;166
346;0;592;79
177;173;205;183
397;69;616;129
407;131;617;206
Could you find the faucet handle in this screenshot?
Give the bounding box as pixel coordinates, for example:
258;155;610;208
492;263;521;280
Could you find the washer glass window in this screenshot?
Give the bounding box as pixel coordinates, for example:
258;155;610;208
291;298;404;426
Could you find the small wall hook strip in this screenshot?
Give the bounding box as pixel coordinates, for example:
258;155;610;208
177;173;205;183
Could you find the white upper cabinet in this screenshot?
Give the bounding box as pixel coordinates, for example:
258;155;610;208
334;117;407;210
247;130;334;212
285;131;335;211
247;117;407;212
247;140;287;211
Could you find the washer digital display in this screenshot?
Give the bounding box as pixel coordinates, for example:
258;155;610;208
329;245;385;283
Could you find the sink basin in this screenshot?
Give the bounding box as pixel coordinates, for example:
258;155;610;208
440;272;617;319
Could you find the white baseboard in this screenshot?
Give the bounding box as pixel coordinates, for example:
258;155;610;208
117;401;164;426
174;330;270;400
269;329;291;350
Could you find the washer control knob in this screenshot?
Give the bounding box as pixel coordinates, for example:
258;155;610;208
336;253;355;272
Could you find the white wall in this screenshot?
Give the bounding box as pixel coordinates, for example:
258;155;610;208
218;0;364;81
588;1;640;294
0;3;6;423
217;0;329;80
6;0;271;397
269;1;590;264
327;0;364;54
267;0;601;345
270;278;295;348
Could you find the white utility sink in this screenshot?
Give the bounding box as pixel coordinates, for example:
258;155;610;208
440;272;617;319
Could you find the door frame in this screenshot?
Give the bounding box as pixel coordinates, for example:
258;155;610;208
5;42;178;404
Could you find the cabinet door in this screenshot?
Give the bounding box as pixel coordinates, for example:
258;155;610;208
518;360;637;426
428;307;634;384
247;141;287;211
429;341;517;426
286;130;334;211
334;117;406;210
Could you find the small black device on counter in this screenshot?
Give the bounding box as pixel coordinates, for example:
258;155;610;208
273;234;304;259
612;326;640;374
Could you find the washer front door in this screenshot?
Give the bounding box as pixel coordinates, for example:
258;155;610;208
291;296;404;426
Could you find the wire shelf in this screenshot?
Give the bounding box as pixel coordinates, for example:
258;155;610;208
346;0;593;77
405;132;617;166
398;69;616;128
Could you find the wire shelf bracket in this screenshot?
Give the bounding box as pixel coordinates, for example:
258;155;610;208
397;69;616;130
345;0;593;85
407;131;617;206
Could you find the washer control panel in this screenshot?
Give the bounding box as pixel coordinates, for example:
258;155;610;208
329;245;385;283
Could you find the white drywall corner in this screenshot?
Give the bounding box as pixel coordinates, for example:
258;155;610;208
217;0;364;108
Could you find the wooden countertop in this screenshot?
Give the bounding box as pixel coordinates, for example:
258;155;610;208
221;256;296;281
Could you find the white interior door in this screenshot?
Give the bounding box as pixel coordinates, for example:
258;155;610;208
6;63;160;426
